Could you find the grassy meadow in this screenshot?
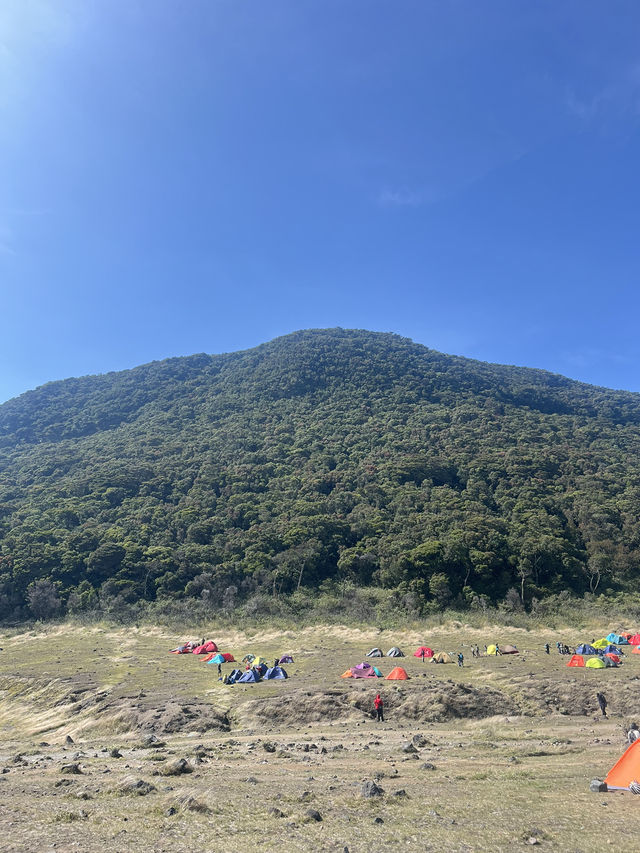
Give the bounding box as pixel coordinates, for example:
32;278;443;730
1;620;639;852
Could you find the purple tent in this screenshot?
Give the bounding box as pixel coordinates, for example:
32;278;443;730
351;662;377;678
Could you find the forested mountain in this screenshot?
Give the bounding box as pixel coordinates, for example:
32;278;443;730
1;328;639;621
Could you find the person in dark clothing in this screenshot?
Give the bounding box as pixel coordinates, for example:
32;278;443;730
544;643;550;654
217;663;222;677
274;658;280;668
457;652;464;667
597;692;608;717
374;693;384;722
202;638;205;647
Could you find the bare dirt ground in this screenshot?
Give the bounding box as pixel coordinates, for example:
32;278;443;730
1;622;639;852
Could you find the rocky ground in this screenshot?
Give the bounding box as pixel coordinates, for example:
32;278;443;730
1;623;639;852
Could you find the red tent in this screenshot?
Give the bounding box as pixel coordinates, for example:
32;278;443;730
605;653;621;663
567;654;585;667
628;634;640;645
414;646;433;658
606;739;640;789
221;652;235;662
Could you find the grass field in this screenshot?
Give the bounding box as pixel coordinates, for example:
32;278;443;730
1;621;639;852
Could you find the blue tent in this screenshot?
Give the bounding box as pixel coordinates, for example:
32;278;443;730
264;666;288;680
237;669;260;683
576;644;597;655
373;666;383;677
607;633;629;645
206;653;226;664
604;645;622;655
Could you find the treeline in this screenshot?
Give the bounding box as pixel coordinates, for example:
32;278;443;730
1;328;640;623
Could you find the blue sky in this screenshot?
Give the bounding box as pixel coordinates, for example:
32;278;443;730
1;1;639;402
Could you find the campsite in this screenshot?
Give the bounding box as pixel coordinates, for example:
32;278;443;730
2;622;640;851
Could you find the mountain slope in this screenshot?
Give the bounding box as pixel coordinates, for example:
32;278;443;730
1;328;639;621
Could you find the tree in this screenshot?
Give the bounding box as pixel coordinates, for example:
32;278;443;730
27;579;61;620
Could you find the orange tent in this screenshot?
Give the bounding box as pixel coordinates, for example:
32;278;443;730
340;670;353;678
606;739;640;789
632;647;640;655
629;635;640;645
386;667;408;680
567;654;585;667
605;653;621;663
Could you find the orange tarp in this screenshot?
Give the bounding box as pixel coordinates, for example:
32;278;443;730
340;670;353;678
606;739;640;789
386;667;408;680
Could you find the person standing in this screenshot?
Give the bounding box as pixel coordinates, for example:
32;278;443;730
597;692;608;717
457;652;464;667
374;693;384;722
544;643;550;655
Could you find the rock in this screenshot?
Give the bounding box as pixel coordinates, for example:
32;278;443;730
305;809;322;822
361;780;384;798
110;749;122;759
165;807;178;816
374;817;384;824
263;742;276;753
393;789;408;798
39;742;50;747
245;777;259;784
75;791;92;800
402;742;418;754
140;735;166;749
174;795;211;813
590;779;608;793
420;762;436;771
269;807;285;818
118;777;157;796
60;764;82;775
412;734;428;748
160;758;192;776
65;736;74;745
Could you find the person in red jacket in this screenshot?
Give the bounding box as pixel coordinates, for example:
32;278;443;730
374;693;384;722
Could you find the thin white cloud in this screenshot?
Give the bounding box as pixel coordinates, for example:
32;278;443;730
377;187;427;208
565;64;640;123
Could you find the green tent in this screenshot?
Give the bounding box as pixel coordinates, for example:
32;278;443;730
586;657;606;668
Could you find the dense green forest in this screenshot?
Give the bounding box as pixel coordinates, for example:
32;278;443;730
1;328;639;622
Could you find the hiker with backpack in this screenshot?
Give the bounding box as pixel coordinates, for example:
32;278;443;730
597;692;608;717
374;693;384;722
457;652;464;667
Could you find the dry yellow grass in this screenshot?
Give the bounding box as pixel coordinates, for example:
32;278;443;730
0;622;639;852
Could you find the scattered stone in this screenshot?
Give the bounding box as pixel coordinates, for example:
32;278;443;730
374;817;384;824
60;764;82;775
160;758;192;776
39;742;50;747
305;809;322;822
527;839;540;846
75;791;92;800
393;789;408;798
269;807;285;818
361;780;384;798
65;736;74;745
245;777;259;784
590;779;608;793
140;735;166;749
420;762;436;771
402;742;418;754
110;749;122;759
118;777;156;796
263;742;276;753
174;795;211;814
165;806;178;816
412;734;428;748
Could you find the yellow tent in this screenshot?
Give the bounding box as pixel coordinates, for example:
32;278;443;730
487;644;498;655
592;638;609;650
433;652;453;663
586;657;606;669
252;657;266;666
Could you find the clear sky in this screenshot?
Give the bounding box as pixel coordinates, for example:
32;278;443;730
1;1;639;403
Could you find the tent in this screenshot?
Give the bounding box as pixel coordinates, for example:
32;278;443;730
433;652;453;663
501;645;519;654
279;654;294;664
387;647;405;657
592;638;609;649
224;668;243;684
366;648;384;658
372;666;383;677
414;647;434;658
606;739;640;789
628;634;640;646
607;633;629;645
237;669;260;683
254;663;268;676
487;645;498;655
242;654;255;664
567;654;584;667
576;644;597;655
351;662;377;678
603;655;619;667
221;653;235;662
386;666;408;680
340;669;354;678
252;657;267;667
264;666;288;680
586;657;606;668
632;647;640;655
603;645;622;655
206;653;226;665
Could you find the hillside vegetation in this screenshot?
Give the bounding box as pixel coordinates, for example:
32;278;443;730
1;328;640;622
